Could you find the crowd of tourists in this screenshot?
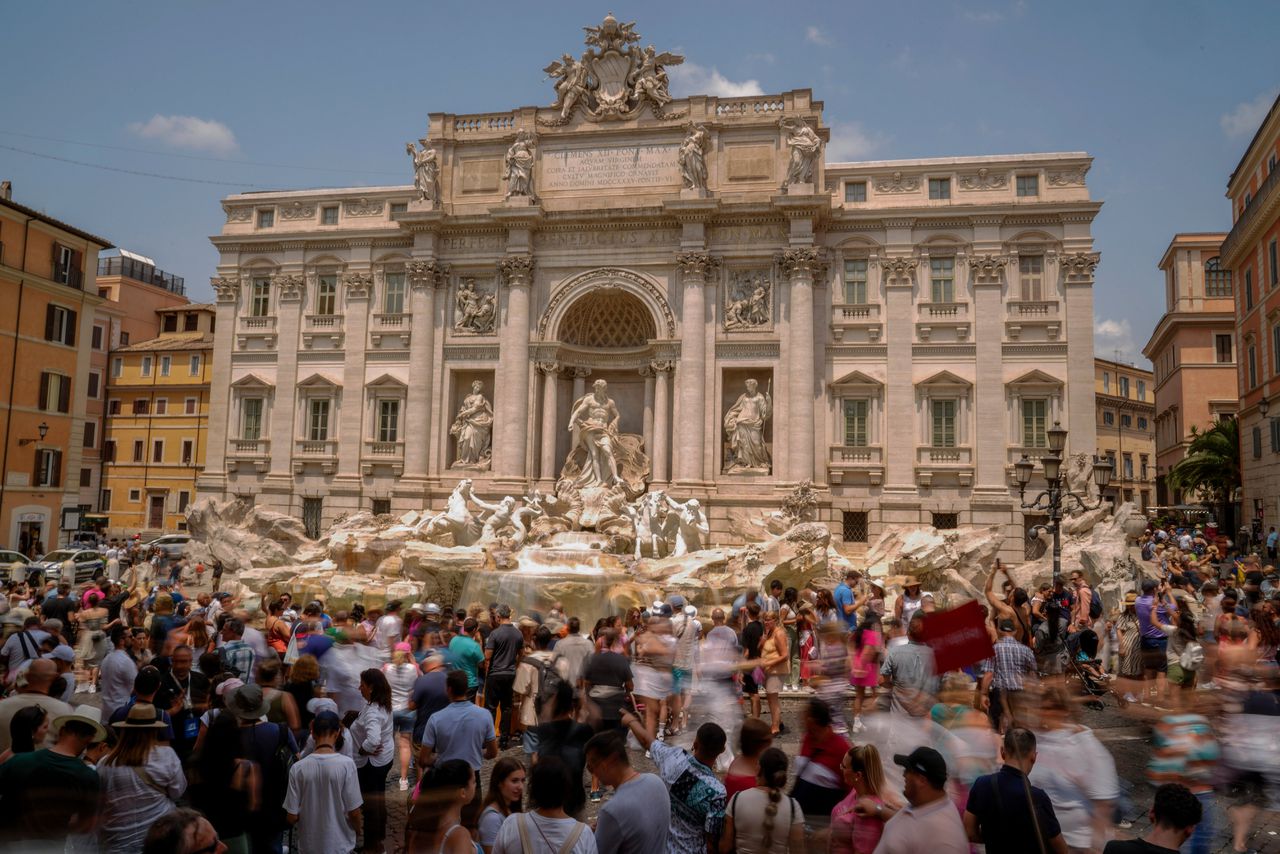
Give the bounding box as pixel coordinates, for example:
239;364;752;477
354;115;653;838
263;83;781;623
0;519;1274;853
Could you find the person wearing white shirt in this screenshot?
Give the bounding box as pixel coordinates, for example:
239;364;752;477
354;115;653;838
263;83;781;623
285;711;363;854
351;668;395;853
373;601;404;655
98;627;139;714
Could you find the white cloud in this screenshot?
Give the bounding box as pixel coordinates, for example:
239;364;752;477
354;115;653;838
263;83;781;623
667;62;764;98
128;114;239;155
1094;317;1142;363
805;26;831;46
826;122;887;162
1221;90;1278;139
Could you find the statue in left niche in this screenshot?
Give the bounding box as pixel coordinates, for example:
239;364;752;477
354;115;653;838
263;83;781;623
504;129;538;201
454;278;496;334
678;123;709;191
450;380;493;470
405;142;440;204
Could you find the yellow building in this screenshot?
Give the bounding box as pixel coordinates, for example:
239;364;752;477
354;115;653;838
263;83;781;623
102;305;214;534
1095;357;1156;510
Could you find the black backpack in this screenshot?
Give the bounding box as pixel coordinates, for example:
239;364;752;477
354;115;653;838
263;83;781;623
532;655;565;714
1088;589;1103;621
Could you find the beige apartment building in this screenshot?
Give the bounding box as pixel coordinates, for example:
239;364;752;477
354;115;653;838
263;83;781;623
1141;233;1236;506
195;15;1102;564
1094;357;1155;510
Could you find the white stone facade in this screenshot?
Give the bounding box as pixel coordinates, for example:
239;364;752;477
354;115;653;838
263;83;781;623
196;51;1100;562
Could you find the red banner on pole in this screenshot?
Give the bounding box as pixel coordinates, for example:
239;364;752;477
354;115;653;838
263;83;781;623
919;599;994;673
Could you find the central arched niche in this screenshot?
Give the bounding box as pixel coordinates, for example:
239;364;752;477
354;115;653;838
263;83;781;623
558;288;656;349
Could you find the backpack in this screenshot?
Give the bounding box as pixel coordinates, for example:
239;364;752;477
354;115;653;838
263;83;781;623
1179;641;1205;672
1088;589;1103;621
532;655;565;714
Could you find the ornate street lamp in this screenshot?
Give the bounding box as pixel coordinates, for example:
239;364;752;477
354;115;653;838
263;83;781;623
1015;422;1113;587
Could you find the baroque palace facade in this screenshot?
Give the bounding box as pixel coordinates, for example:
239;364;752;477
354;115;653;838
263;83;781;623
196;17;1101;559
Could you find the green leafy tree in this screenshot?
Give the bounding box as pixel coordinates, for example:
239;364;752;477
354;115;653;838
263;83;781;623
1166;417;1240;529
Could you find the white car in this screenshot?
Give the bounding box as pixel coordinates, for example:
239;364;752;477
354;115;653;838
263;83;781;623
140;534;190;561
32;549;105;584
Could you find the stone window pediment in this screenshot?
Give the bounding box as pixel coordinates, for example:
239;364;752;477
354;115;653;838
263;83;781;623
916;370;972;390
296;372;342;390
830;370;884;392
1006;369;1064;390
365;373;407;391
230;373;274;390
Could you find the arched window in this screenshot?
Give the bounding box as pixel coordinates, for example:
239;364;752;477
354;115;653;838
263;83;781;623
1205;256;1232;297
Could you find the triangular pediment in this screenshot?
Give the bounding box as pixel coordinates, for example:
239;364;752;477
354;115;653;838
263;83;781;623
366;373;407;390
296;372;341;390
917;370;971;387
830;370;883;389
1007;369;1063;387
230;373;273;389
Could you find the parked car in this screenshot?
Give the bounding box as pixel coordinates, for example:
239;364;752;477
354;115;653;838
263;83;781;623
31;549;105;584
139;534;190;561
0;551;31;581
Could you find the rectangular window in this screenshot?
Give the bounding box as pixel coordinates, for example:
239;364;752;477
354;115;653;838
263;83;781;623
107;399;120;416
1137;380;1146;401
83;421;96;448
162;314;178;333
1122;453;1133;478
257;209;274;228
51;244;77;286
1254;425;1263;458
34;449;61;487
1246;269;1254;310
160;355;171;377
103;440;115;463
177;491;191;513
931;399;956;447
1119;376;1130;398
132;440;144;462
842;511;869;543
38;372;71;413
1272;239;1279;287
390;202;408;215
87;371;100;399
91;325;104;350
377;399;400;443
152;440;164;463
185;398;197;415
1271;419;1280;453
1140;455;1149;479
242;398;263;440
128;488;140;503
1274;327;1280;375
1121;413;1132;428
932;512;959;530
140;356;152;377
1103;372;1110;394
372;498;392;516
843;399;869;446
844;181;867;203
1016;174;1039;197
1021;399;1047;447
302;497;324;539
155;398;168;415
251;278;271;317
316;275;337;316
1216;334;1234;363
79;467;91;488
100;489;111;510
928;178;950;200
1019;255;1044;301
1102;410;1115;426
184;313;198;332
843;259;868;304
383;273;406;315
930;257;955;303
111;357;122;378
131;398;149;415
321;206;339;225
1271;154;1278;174
189;355;201;375
1249;345;1258;387
1138;416;1149;430
1205;258;1232;296
44;304;76;346
308;398;331;441
181;439;194;465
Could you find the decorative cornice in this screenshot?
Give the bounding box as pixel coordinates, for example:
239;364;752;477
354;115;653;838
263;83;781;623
968;254;1009;283
343;272;374;298
224;205;252;223
776;247;827;278
874;172;921;194
279;202;316;221
1060;252;1100;280
957;169;1008;191
675;251;719;279
498;254;535;286
882;218;916;229
275;273;304;301
211;277;239;303
407;260;450;290
1047;166;1089;187
880;255;917;283
344;198;384;217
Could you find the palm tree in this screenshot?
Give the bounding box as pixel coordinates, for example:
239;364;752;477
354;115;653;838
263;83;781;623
1167;417;1240;531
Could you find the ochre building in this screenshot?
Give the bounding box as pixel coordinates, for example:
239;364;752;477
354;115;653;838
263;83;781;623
1093;358;1154;511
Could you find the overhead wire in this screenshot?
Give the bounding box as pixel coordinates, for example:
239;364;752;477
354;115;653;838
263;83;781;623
0;143;272;188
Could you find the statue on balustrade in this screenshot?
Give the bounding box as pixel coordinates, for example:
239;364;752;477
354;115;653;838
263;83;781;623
723;378;772;473
678;123;709;190
503;129;538;200
780;117;821;189
450;380;493;470
405;142;439;204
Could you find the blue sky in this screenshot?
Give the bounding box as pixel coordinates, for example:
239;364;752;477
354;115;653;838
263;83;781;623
2;1;1277;366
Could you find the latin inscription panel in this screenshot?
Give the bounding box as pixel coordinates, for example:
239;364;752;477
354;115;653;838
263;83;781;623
541;144;681;191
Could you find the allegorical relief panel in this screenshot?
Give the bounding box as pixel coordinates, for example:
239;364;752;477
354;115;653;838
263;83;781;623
724;269;772;330
453;278;497;335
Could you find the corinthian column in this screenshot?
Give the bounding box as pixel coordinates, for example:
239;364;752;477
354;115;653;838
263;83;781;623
404;261;448;481
494;254;535;483
778;247;825;483
651;360;674;485
675;251;718;485
537;361;560;483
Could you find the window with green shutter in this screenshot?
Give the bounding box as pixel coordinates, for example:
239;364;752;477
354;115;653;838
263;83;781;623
843;399;868;447
1022;399;1047;447
932;399;957;447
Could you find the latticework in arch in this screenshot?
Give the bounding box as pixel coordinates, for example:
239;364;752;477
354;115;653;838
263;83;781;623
558;289;656;348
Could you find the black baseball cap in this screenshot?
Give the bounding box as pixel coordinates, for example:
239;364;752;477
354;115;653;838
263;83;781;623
894;746;947;788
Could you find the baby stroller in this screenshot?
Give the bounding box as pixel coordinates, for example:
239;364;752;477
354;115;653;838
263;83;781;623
1065;628;1121;710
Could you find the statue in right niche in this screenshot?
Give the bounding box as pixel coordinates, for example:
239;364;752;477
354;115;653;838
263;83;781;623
723;377;772;473
450;380;493;469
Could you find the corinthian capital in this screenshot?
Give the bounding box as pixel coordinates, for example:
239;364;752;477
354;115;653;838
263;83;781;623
967;254;1009;283
407;260;450;290
1060;252;1100;280
776;247;827;278
343;272;374;299
211;277;240;303
675;251;719;279
880;255;917;283
499;254;535;286
275;274;305;301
